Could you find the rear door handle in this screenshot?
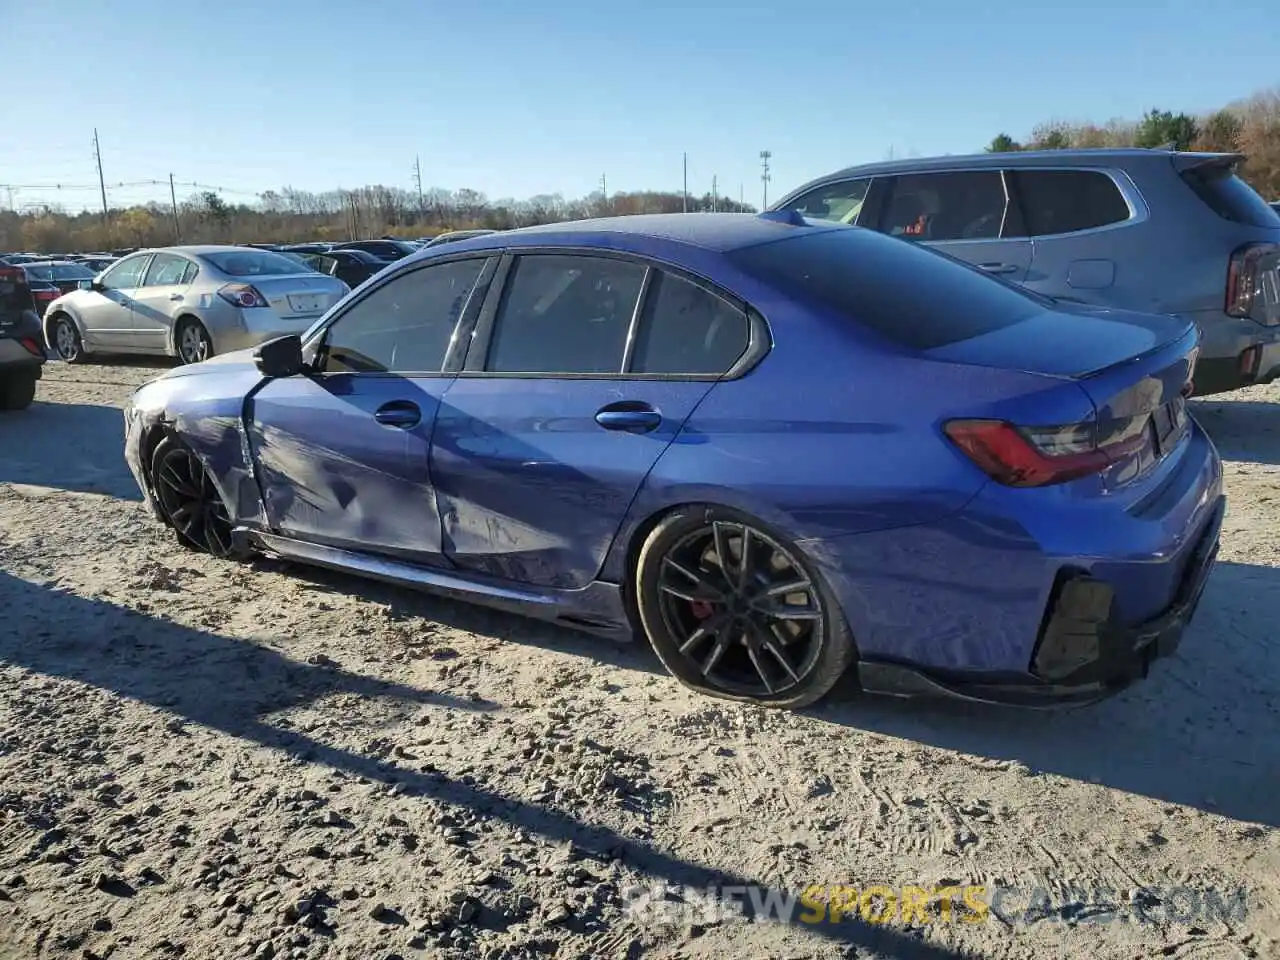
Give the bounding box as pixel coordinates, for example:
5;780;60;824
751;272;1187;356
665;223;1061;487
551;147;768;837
595;401;662;433
978;262;1019;275
373;400;421;428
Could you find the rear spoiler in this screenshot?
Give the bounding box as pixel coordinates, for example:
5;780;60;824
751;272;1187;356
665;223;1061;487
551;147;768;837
1171;152;1245;175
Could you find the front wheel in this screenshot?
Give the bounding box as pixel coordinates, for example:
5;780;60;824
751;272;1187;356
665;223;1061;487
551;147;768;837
50;315;85;363
175;318;213;365
149;434;248;559
634;506;856;709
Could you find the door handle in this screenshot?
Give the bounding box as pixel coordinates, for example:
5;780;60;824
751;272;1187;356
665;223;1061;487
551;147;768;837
373;400;421;428
978;262;1019;275
595;401;662;433
169;293;184;301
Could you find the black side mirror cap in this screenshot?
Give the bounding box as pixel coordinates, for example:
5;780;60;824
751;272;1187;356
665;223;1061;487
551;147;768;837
254;334;305;378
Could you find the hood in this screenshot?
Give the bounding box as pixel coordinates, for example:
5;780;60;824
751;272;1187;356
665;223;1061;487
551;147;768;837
154;347;261;380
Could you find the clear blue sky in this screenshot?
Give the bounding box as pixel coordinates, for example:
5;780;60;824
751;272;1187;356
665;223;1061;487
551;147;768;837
0;0;1274;213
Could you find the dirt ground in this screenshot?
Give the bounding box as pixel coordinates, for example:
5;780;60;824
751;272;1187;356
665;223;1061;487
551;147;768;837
0;359;1276;960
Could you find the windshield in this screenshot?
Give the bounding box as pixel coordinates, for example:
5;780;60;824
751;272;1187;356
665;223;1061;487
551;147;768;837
203;249;312;277
24;263;95;282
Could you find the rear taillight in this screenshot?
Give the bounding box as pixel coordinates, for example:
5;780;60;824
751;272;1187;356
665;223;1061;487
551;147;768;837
1226;242;1278;321
19;337;44;358
217;283;270;308
32;288;57;300
944;417;1151;488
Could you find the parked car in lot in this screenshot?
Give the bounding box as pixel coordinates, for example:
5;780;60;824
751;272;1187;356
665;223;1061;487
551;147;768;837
0;265;46;410
19;260;97;316
123;213;1222;709
42;246;349;364
297;249;387;289
774;149;1280;396
329;239;419;261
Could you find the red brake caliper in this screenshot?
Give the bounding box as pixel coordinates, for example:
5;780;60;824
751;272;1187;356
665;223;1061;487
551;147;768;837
689;600;714;620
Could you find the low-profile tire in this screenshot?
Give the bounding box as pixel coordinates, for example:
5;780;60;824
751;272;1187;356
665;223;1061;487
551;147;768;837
174;317;213;365
0;375;37;411
49;314;86;363
634;505;856;709
149;434;249;560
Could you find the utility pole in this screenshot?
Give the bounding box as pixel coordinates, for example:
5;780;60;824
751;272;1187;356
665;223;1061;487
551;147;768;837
759;150;772;210
711;175;717;213
682;153;688;213
168;173;181;242
412;155;424;212
740;184;744;207
92;128;109;230
599;173;607;212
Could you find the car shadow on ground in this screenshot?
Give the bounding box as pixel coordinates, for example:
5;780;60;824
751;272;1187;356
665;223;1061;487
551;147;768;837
1190;398;1280;465
813;559;1280;828
0;400;141;499
0;569;969;960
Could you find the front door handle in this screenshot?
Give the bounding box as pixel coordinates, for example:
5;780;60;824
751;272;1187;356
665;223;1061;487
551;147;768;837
595;401;662;433
373;400;421;428
169;293;184;301
978;262;1019;275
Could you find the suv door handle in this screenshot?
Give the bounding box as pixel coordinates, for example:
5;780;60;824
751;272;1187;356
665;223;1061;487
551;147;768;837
595;401;662;433
978;262;1019;275
373;400;421;428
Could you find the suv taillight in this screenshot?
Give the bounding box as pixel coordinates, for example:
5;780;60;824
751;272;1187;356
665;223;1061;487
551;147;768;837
217;283;270;308
1226;242;1279;321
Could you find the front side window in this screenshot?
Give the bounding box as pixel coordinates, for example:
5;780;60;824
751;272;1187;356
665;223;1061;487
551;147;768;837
485;255;646;374
320;258;487;374
1013;170;1132;236
99;255;150;290
787;179;871;224
142;253;193;286
880;171;1008;242
630;272;749;375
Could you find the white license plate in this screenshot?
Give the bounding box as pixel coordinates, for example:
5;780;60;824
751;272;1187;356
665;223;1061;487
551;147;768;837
287;294;322;313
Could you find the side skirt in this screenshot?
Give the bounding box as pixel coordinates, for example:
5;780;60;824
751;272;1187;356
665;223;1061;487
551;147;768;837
241;529;636;642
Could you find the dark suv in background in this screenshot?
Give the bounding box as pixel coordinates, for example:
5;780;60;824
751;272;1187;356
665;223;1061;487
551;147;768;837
774;149;1280;395
0;265;47;411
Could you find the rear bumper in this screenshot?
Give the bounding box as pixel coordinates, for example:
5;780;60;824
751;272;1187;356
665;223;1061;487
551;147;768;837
1190;312;1280;395
857;495;1224;707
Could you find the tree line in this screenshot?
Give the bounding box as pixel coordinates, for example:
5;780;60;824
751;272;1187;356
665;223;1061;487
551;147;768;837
985;86;1280;199
0;186;756;255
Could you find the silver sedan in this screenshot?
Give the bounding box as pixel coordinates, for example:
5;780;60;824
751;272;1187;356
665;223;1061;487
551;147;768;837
42;245;350;364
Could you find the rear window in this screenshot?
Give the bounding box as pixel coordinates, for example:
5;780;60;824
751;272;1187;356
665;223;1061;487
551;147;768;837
203;249;310;277
1179;162;1280;228
727;228;1045;350
23;263;95;282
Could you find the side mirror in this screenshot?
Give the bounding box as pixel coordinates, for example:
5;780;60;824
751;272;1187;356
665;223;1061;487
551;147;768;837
77;279;94;291
253;334;305;378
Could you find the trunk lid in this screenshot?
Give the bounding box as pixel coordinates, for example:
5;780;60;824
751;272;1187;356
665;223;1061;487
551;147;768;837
253;274;347;320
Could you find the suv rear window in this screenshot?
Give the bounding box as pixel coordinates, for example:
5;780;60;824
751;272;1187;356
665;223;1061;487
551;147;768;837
728;228;1045;350
1179;160;1280;228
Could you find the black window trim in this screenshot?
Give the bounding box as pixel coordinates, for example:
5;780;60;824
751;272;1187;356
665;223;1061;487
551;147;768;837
457;246;772;382
301;252;498;378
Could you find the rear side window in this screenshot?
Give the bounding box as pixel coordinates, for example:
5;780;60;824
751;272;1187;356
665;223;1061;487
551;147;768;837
1179;163;1280;228
630;272;749;375
486;255;646;374
1013;170;1131;236
728;229;1044;350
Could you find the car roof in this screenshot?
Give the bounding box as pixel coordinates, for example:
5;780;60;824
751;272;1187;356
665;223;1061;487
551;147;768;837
797;147;1228;182
125;245;293;257
418;213;832;258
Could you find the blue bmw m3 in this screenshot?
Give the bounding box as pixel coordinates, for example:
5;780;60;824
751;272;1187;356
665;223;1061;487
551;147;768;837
123;212;1224;709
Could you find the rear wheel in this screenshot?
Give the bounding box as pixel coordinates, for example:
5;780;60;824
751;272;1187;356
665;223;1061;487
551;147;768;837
0;374;37;411
149;434;246;559
50;315;85;363
635;506;856;709
175;318;213;365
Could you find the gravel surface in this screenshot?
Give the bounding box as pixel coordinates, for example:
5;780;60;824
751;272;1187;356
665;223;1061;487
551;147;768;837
0;360;1277;960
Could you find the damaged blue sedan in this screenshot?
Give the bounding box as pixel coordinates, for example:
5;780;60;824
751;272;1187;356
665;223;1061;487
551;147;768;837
124;213;1224;709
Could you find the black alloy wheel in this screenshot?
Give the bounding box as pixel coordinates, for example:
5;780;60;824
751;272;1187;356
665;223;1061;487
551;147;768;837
636;507;855;708
149;435;241;559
